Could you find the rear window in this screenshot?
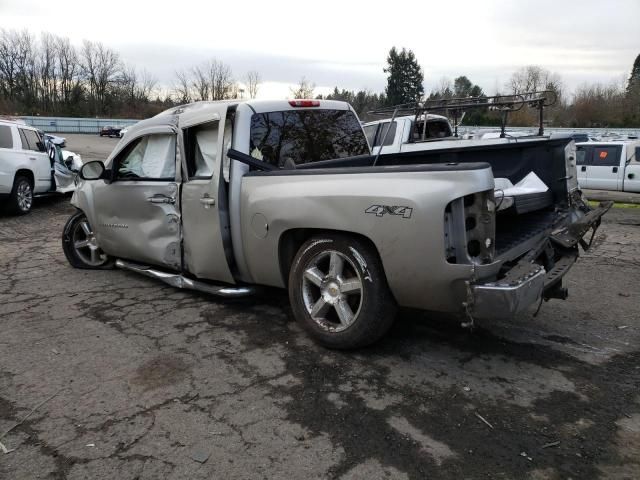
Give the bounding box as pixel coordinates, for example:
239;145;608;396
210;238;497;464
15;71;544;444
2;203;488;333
413;120;452;140
374;122;397;147
249;109;369;168
592;146;620;167
0;125;12;149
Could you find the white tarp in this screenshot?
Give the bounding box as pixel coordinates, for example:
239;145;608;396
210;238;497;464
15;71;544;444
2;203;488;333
194;125;218;177
495;172;549;196
119;134;176;179
494;172;549;211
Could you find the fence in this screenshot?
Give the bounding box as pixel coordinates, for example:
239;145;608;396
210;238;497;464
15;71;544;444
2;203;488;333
18;116;139;134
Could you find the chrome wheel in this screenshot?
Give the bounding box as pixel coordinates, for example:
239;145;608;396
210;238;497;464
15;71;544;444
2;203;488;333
16;180;32;212
72;219;108;267
301;250;363;332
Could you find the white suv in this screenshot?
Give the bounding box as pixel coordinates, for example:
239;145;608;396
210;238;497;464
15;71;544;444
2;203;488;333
0;119;76;214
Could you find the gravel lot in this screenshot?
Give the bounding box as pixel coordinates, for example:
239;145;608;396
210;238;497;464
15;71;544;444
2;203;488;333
1;135;639;479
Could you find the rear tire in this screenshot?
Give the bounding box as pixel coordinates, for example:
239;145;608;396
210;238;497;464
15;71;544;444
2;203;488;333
289;234;397;349
7;175;33;215
62;211;114;269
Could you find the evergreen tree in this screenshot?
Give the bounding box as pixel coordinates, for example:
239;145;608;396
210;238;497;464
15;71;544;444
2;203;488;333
384;47;424;106
626;53;640;94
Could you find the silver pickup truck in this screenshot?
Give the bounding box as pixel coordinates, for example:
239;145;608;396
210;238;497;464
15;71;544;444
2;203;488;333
63;99;610;349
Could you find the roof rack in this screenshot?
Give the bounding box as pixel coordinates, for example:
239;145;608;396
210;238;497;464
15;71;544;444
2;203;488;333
368;90;557;141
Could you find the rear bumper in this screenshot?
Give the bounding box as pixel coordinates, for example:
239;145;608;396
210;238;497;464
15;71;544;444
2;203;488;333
470;199;612;319
471;264;546;318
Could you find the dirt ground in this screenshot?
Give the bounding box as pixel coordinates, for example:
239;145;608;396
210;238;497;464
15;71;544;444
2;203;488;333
1;135;639;479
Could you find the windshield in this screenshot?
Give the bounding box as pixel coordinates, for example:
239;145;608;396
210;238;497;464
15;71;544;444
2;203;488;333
249;109;369;168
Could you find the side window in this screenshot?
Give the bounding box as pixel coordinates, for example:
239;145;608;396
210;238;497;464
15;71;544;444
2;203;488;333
363;124;378;148
374;122;396;147
576;146;589;165
116;134;176;180
634;147;640;164
0;125;13;149
184;121;219;179
592;146;620;167
18;129;30;150
20;129;45;152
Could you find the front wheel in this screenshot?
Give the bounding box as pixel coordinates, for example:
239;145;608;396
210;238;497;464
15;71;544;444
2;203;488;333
289;234;397;349
62;211;114;269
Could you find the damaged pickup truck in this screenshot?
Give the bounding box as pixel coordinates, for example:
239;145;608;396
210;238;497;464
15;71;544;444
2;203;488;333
63;99;610;349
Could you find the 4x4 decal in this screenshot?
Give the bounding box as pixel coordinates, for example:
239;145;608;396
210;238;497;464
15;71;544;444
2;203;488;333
365;205;413;219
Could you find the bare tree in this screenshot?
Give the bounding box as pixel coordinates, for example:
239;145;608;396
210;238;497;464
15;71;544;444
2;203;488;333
80;40;121;115
290;77;315;99
208;59;233;100
0;29;23;101
38;32;61;113
506;65;563;98
191;65;209;101
172;69;192;104
246;70;260;99
135;69;156;103
55;35;80;109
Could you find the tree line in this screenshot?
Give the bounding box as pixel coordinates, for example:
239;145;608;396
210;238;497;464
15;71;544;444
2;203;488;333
1;29;639;128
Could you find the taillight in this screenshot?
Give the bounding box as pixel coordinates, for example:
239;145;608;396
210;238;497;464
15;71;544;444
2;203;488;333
288;99;320;107
444;191;495;265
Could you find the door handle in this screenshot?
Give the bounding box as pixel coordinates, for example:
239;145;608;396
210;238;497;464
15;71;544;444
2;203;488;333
581;166;586;172
629;173;636;179
612;167;618;173
199;197;216;207
147;195;175;204
29;156;37;160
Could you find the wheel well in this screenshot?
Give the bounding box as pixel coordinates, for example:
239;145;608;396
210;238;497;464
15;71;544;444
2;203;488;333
15;169;34;187
278;228;383;287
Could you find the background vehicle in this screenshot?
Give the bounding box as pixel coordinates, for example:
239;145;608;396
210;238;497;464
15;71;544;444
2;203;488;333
44;133;66;147
1;119;78;214
65;99;608;349
363;114;453;154
99;126;122;137
576;140;640;192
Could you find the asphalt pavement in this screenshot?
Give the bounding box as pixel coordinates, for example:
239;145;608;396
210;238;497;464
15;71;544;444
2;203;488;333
0;135;639;479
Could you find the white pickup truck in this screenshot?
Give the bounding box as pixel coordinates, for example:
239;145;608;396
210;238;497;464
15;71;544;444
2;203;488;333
576;140;640;193
0;119;77;214
363;114;454;155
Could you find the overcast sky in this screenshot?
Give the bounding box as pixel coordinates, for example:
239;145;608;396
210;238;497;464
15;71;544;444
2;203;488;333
2;0;639;99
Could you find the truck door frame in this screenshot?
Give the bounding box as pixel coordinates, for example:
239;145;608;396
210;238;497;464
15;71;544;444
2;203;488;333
178;107;236;284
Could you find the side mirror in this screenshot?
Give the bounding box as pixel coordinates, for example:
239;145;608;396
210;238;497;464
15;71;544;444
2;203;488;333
80;161;106;180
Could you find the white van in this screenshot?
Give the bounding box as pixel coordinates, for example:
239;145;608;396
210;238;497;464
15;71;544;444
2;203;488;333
576;140;640;193
0;119;77;214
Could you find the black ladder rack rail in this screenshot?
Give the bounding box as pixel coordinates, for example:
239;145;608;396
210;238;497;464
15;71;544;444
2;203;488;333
368;90;557;139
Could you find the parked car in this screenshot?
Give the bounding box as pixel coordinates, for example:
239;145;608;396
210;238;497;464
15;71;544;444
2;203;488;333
0;120;78;214
63;99;610;349
576;140;640;192
99;126;122;137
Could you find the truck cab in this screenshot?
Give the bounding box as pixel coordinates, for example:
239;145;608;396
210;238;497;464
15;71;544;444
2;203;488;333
363;114;454;154
576;140;640;192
